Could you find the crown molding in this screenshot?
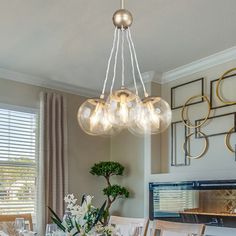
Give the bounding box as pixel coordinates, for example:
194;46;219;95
0;46;235;94
161;46;236;84
0;67;155;97
0;68;99;97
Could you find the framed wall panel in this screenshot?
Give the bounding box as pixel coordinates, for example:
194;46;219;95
195;112;236;138
171;120;190;166
210;73;236;109
171;78;204;110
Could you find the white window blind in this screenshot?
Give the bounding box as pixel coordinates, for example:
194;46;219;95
0;106;37;215
153;189;199;213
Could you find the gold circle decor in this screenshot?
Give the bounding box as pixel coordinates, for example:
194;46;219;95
225;127;236;153
216;68;236;105
181;95;211;129
183;131;208;159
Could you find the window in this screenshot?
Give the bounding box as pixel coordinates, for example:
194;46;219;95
152;187;199;218
156;189;199;212
0;105;37;215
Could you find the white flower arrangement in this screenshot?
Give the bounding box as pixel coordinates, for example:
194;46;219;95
49;194;114;236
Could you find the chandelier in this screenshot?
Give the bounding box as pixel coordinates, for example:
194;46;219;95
77;0;172;136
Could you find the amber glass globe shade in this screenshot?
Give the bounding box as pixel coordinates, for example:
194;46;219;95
106;88;141;128
129;96;172;135
77;98;113;136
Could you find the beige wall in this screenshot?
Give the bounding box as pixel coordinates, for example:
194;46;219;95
110;130;145;217
110;60;236;218
145;60;236;216
1;58;236;219
150;82;162;174
0;78;110;206
110;82;162;217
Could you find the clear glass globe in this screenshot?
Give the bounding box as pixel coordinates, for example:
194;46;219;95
102;125;122;137
77;98;114;136
129;96;172;135
106;88;141;128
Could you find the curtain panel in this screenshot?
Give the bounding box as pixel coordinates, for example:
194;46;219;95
38;92;68;234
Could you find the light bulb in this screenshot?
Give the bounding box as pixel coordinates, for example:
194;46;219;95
102;110;121;137
107;88;141;128
90;103;102;131
77;98;114;136
146;101;160;129
119;93;129;123
129;96;172;135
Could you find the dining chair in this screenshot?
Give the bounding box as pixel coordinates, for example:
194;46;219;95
151;220;205;236
0;213;33;231
109;215;149;236
162;231;189;236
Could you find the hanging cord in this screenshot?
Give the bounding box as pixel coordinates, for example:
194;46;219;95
128;28;149;97
126;29;138;95
121;27;125;87
100;27;118;98
110;29;120;94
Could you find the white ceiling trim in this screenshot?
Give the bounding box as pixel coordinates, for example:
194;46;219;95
161;46;236;84
0;68;99;97
0;67;158;97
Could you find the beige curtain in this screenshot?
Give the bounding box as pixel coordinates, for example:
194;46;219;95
38;92;68;234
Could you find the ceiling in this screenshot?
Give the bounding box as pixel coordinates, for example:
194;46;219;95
0;0;236;92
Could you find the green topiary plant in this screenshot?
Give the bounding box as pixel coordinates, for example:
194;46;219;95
90;161;130;223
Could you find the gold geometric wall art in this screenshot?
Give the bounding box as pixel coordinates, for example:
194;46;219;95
171;67;236;165
183;131;209;160
171;120;190;166
171;78;204;110
181;95;211;129
225;126;236;155
210;68;236;109
216;68;236;106
195;112;236;138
